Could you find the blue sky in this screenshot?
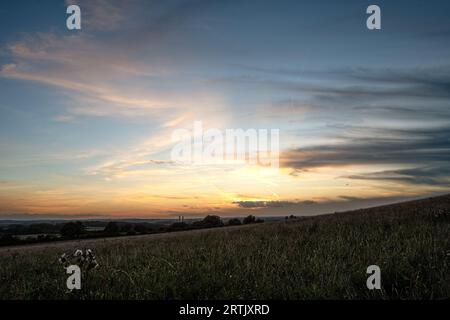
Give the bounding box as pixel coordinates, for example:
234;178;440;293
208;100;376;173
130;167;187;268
0;0;450;218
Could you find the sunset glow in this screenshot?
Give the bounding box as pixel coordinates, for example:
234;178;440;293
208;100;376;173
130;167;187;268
1;0;449;219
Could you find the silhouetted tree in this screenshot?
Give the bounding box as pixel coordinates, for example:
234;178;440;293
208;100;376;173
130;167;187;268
60;222;85;238
0;234;16;246
121;223;133;233
104;222;120;234
193;215;223;228
228;218;242;226
168;222;189;231
134;224;148;234
243;215;256;224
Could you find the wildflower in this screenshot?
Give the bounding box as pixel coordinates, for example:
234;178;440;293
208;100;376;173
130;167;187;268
58;253;70;269
58;248;100;271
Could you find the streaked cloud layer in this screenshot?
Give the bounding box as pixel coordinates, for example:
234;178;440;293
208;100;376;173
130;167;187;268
0;0;450;217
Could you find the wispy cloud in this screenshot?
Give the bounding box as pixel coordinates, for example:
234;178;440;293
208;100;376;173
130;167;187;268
1;0;450;217
65;0;131;31
282;126;450;167
281;125;450;187
345;167;450;187
1;32;178;119
233;200;316;208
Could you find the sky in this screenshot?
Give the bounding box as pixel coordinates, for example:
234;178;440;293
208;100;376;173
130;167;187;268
0;0;449;219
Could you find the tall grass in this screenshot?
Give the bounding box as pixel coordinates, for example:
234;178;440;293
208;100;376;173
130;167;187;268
0;195;449;299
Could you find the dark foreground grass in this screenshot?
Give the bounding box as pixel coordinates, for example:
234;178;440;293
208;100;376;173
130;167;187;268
0;194;449;299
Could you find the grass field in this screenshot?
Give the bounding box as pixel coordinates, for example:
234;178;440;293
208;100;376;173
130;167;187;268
0;194;449;300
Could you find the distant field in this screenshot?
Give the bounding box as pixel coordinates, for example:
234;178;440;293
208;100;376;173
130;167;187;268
0;195;449;300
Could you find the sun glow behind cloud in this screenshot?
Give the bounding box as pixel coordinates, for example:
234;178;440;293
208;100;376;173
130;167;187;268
1;0;450;218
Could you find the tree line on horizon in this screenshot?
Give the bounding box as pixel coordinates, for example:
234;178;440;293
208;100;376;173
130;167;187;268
0;215;265;246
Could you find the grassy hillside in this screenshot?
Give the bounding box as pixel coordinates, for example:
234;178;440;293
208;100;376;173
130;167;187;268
0;194;449;300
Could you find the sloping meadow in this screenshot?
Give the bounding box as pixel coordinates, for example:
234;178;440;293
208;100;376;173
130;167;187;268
0;195;449;299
